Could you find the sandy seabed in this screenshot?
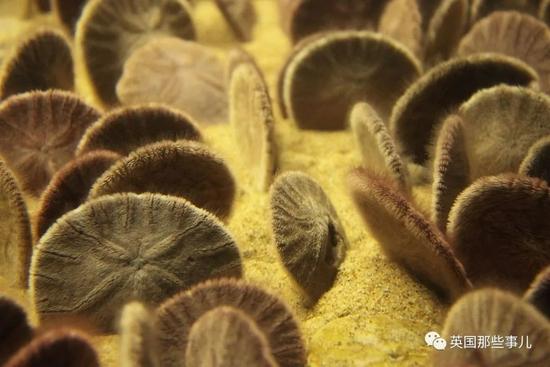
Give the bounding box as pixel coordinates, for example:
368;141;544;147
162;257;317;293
0;1;445;366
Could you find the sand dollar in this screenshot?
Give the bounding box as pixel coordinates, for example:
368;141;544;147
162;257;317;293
53;0;88;34
215;0;257;42
519;135;550;183
378;0;423;59
0;296;33;365
119;302;158;367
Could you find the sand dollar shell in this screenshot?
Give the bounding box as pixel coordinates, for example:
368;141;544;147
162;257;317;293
378;0;423;59
0;90;101;196
186;306;278;367
525;266;550;319
88;141;236;220
76;0;196;107
448;175;550;291
52;0;88;34
117;37;227;125
0;296;33;365
0;159;33;288
458;11;550;93
155;278;306;367
34;150;121;240
31;193;242;332
460;86;550;180
270;171;348;301
76;105;203;156
433;289;550;366
390;54;537;165
519;135;550;182
281;31;421;130
229;61;277;191
350;102;409;191
349;168;471;300
470;0;539;22
541;0;550;24
215;0;257;42
0;29;73;100
431;115;470;233
119;302;158;367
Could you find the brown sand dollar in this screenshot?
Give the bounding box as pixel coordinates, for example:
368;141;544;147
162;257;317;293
270;171;348;302
155;278;306;367
117;37;227;125
433;289;550;366
34;150;121;240
541;0;550;24
88;141;236;220
30;193;243;332
350;102;409;191
0;90;101;196
229;61;277;191
460;86;550;180
53;0;88;34
349;168;471;300
215;0;257;42
390;54;537;165
186;306;278;367
4;329;100;367
76;105;203;156
519;135;550;183
458;11;550;93
76;0;196;107
119;302;158;367
448;175;550;291
0;29;74;100
470;0;539;22
281;31;421;130
378;0;423;59
0;159;33;288
0;296;33;365
431;115;470;233
525;266;550;319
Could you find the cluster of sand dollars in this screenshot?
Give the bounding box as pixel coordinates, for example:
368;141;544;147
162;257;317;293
0;0;550;366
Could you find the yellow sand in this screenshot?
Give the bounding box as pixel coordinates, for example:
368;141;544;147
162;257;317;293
0;1;446;366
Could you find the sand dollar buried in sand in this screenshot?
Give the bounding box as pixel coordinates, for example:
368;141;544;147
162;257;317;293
34;150;121;240
88;140;236;220
76;105;203;157
0;90;101;196
117;37;227;126
0;160;32;288
119;302;158;367
0;29;74;100
0;296;33;365
229;59;277;191
433;289;550;366
76;0;196;107
378;0;423;59
280;31;421;130
186;306;278;367
215;0;257;42
447;175;550;291
519;135;550;183
270;171;348;302
348;168;472;301
457;11;550;93
390;54;537;165
31;193;242;333
155;278;306;367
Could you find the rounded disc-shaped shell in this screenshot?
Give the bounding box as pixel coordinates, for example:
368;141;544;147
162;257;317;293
448;175;550;291
117;37;226;125
186;306;278;367
0;90;101;196
282;31;421;130
431;115;470;233
348;168;471;300
433;289;550;366
525;266;550;319
155;278;306;367
460;86;550;180
390;54;537;165
76;105;203;156
53;0;88;34
270;171;348;301
378;0;423;59
76;0;196;107
541;0;550;24
88;141;235;220
4;330;100;367
0;29;74;100
215;0;257;42
470;0;539;22
34;150;121;240
229;61;277;191
30;193;242;332
458;11;550;93
119;302;157;367
519;135;550;182
350;102;409;190
0;296;33;365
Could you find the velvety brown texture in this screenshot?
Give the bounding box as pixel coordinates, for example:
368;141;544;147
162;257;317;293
119;302;157;367
525;266;550;319
53;0;88;33
215;0;257;42
378;0;423;59
519;135;550;183
0;296;33;365
470;0;539;22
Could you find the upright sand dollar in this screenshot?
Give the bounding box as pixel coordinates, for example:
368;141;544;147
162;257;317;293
281;31;421;130
470;0;539;22
52;0;88;34
76;0;196;107
119;302;158;367
519;135;550;182
31;193;243;332
215;0;257;42
525;266;550;319
378;0;423;59
89;141;236;220
0;296;33;365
